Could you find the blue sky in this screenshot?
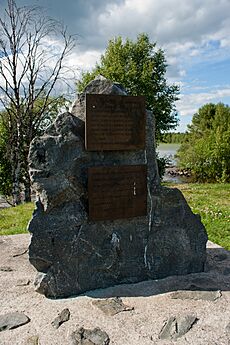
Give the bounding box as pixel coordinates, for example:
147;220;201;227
1;0;230;132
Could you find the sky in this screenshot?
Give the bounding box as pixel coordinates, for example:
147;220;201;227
0;0;230;132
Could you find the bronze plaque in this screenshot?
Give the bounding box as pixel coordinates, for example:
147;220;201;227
88;165;147;221
85;94;146;151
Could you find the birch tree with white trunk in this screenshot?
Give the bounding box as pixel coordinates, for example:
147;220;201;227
0;0;75;204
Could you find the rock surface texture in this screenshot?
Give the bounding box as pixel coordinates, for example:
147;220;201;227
28;76;208;298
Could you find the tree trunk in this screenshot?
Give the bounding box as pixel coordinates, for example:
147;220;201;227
24;168;31;202
12;161;21;205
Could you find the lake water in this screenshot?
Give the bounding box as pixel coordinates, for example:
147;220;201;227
157;143;184;183
157;143;180;165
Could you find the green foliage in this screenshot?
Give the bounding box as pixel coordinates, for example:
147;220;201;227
0;0;75;204
177;103;230;182
156;155;167;179
77;33;179;140
165;183;230;250
161;132;188;144
0;202;34;235
0;95;68;197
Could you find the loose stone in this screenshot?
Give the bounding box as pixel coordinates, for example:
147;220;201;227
16;278;31;286
51;308;70;329
171;290;222;301
69;327;110;345
92;297;134;316
0;312;30;332
159;314;198;340
225;322;230;334
0;266;13;272
25;335;39;345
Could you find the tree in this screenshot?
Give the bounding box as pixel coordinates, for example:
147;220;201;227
161;132;188;144
77;34;179;140
0;95;69;203
177;103;230;182
0;0;75;204
0;117;12;199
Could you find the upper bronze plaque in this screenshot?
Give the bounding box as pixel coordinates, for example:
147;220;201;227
88;165;147;221
85;94;146;151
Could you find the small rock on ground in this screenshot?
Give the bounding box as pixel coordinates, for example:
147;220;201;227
171;290;222;301
16;278;31;286
0;312;30;332
159;314;198;340
225;322;230;334
70;327;110;345
92;297;133;316
25;335;39;344
0;266;13;272
51;308;70;329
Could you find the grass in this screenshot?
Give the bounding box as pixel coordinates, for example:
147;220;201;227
0;183;229;251
0;202;34;236
165;183;230;250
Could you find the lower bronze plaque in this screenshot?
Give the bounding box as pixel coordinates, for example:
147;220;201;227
88;165;147;221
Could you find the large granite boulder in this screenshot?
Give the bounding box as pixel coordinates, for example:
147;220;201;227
28;76;208;298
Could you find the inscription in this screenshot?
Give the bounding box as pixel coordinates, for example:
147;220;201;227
85;94;146;151
88;165;147;221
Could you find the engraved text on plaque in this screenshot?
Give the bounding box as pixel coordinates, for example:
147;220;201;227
86;94;146;151
88;165;147;221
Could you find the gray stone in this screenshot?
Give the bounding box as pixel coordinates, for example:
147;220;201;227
214;253;228;261
171;290;222;301
223;268;230;275
0;312;30;331
51;308;70;329
159;314;198;340
70;327;110;345
16;278;31;286
0;266;13;272
226;322;230;333
28;76;207;298
25;335;39;345
92;297;133;316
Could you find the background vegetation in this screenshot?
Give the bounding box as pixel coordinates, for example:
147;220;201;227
77;33;180;141
161;132;187;144
177;103;230;182
0;202;34;235
166;183;230;250
0;0;75;205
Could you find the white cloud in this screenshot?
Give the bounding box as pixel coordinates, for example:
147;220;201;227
71;49;101;72
90;0;230;79
1;0;230;120
177;87;230;116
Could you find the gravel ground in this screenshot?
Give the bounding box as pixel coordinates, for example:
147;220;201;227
0;234;230;345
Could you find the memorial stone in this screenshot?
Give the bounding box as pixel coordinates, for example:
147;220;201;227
28;75;208;298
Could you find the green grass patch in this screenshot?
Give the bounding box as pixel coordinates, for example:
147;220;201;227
165;183;230;250
0;202;34;235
